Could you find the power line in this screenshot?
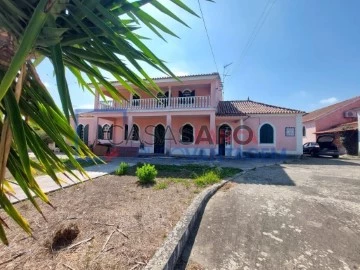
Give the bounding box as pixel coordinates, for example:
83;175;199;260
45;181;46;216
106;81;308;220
197;0;219;75
233;0;277;72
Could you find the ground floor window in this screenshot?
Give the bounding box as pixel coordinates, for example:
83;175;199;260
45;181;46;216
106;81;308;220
260;123;274;144
77;124;84;140
132;124;140;141
181;124;194;144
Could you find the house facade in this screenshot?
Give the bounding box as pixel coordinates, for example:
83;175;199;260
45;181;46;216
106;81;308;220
303;96;360;155
73;73;304;157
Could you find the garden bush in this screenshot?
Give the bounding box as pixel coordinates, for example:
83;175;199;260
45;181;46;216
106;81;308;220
194;170;221;187
136;163;158;184
115;162;129;176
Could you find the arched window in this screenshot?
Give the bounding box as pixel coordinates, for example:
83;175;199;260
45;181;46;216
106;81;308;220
132;124;140;141
182;89;192;97
303;126;306;137
181;124;194;144
76;124;84;140
103;124;111;140
260;124;274;144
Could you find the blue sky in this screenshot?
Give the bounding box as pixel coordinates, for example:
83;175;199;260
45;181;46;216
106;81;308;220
36;0;360;112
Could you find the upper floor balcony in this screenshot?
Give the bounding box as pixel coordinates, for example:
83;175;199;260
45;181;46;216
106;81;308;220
96;95;212;111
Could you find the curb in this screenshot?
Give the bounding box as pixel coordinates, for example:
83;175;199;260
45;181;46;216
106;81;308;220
144;172;243;270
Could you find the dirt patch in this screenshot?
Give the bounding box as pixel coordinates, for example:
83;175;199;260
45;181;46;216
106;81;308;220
0;174;200;269
51;223;80;251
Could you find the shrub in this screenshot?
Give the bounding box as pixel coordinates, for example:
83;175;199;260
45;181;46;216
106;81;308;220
194;170;220;187
136;163;157;184
115;162;129;176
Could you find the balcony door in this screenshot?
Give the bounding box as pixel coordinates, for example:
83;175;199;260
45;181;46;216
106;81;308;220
154;124;165;154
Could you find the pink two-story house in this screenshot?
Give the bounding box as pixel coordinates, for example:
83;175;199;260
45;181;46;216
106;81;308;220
73;73;304;157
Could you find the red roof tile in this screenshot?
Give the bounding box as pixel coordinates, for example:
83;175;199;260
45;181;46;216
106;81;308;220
303;96;360;122
216;100;304;116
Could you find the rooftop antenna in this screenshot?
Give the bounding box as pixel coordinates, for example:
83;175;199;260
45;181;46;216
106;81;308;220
222;62;233;95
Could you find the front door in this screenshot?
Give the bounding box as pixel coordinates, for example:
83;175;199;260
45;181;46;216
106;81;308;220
154;124;165;154
218;124;231;156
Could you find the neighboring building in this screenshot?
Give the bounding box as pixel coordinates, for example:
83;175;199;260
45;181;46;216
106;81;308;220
303;96;360;155
73;73;304;157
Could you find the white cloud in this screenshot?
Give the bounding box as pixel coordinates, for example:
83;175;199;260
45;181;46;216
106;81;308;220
320;97;338;105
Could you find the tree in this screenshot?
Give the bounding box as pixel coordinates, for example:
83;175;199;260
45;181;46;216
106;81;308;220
0;0;200;245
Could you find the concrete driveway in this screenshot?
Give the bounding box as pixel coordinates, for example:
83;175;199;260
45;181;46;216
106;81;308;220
179;157;360;270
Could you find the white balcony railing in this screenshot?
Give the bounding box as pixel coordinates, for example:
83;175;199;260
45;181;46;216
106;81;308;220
97;96;211;111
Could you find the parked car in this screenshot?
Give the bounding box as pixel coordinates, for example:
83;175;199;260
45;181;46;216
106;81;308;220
303;135;339;158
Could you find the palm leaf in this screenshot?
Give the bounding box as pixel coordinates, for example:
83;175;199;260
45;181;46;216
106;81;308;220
0;0;199;245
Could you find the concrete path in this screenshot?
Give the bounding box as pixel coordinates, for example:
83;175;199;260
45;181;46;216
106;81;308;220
179;157;360;270
9;158;125;203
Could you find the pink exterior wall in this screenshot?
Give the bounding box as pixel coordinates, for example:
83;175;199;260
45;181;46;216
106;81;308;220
303;99;360;144
96;75;219;110
74;74;303;157
303;120;316;143
242;115;299;155
314;100;360;131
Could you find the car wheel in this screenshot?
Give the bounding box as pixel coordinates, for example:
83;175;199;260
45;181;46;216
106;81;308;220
333;155;339;158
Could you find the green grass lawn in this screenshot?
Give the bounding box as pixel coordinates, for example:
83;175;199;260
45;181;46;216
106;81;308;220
121;163;242;189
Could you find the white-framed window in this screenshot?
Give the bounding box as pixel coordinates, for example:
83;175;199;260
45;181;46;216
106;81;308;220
182;89;192;97
285;127;296;137
103;124;111;140
259;123;274;144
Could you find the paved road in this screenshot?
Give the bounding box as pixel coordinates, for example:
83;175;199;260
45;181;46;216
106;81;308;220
179;157;360;270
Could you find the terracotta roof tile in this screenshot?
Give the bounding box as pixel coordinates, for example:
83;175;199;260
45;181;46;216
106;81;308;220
217;100;304;116
315;121;358;134
303;96;360;122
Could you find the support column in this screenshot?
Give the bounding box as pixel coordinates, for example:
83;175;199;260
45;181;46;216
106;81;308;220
92;116;99;145
168;86;172;108
240;118;244;157
166;114;172;155
125;115;133;146
210;113;216;157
